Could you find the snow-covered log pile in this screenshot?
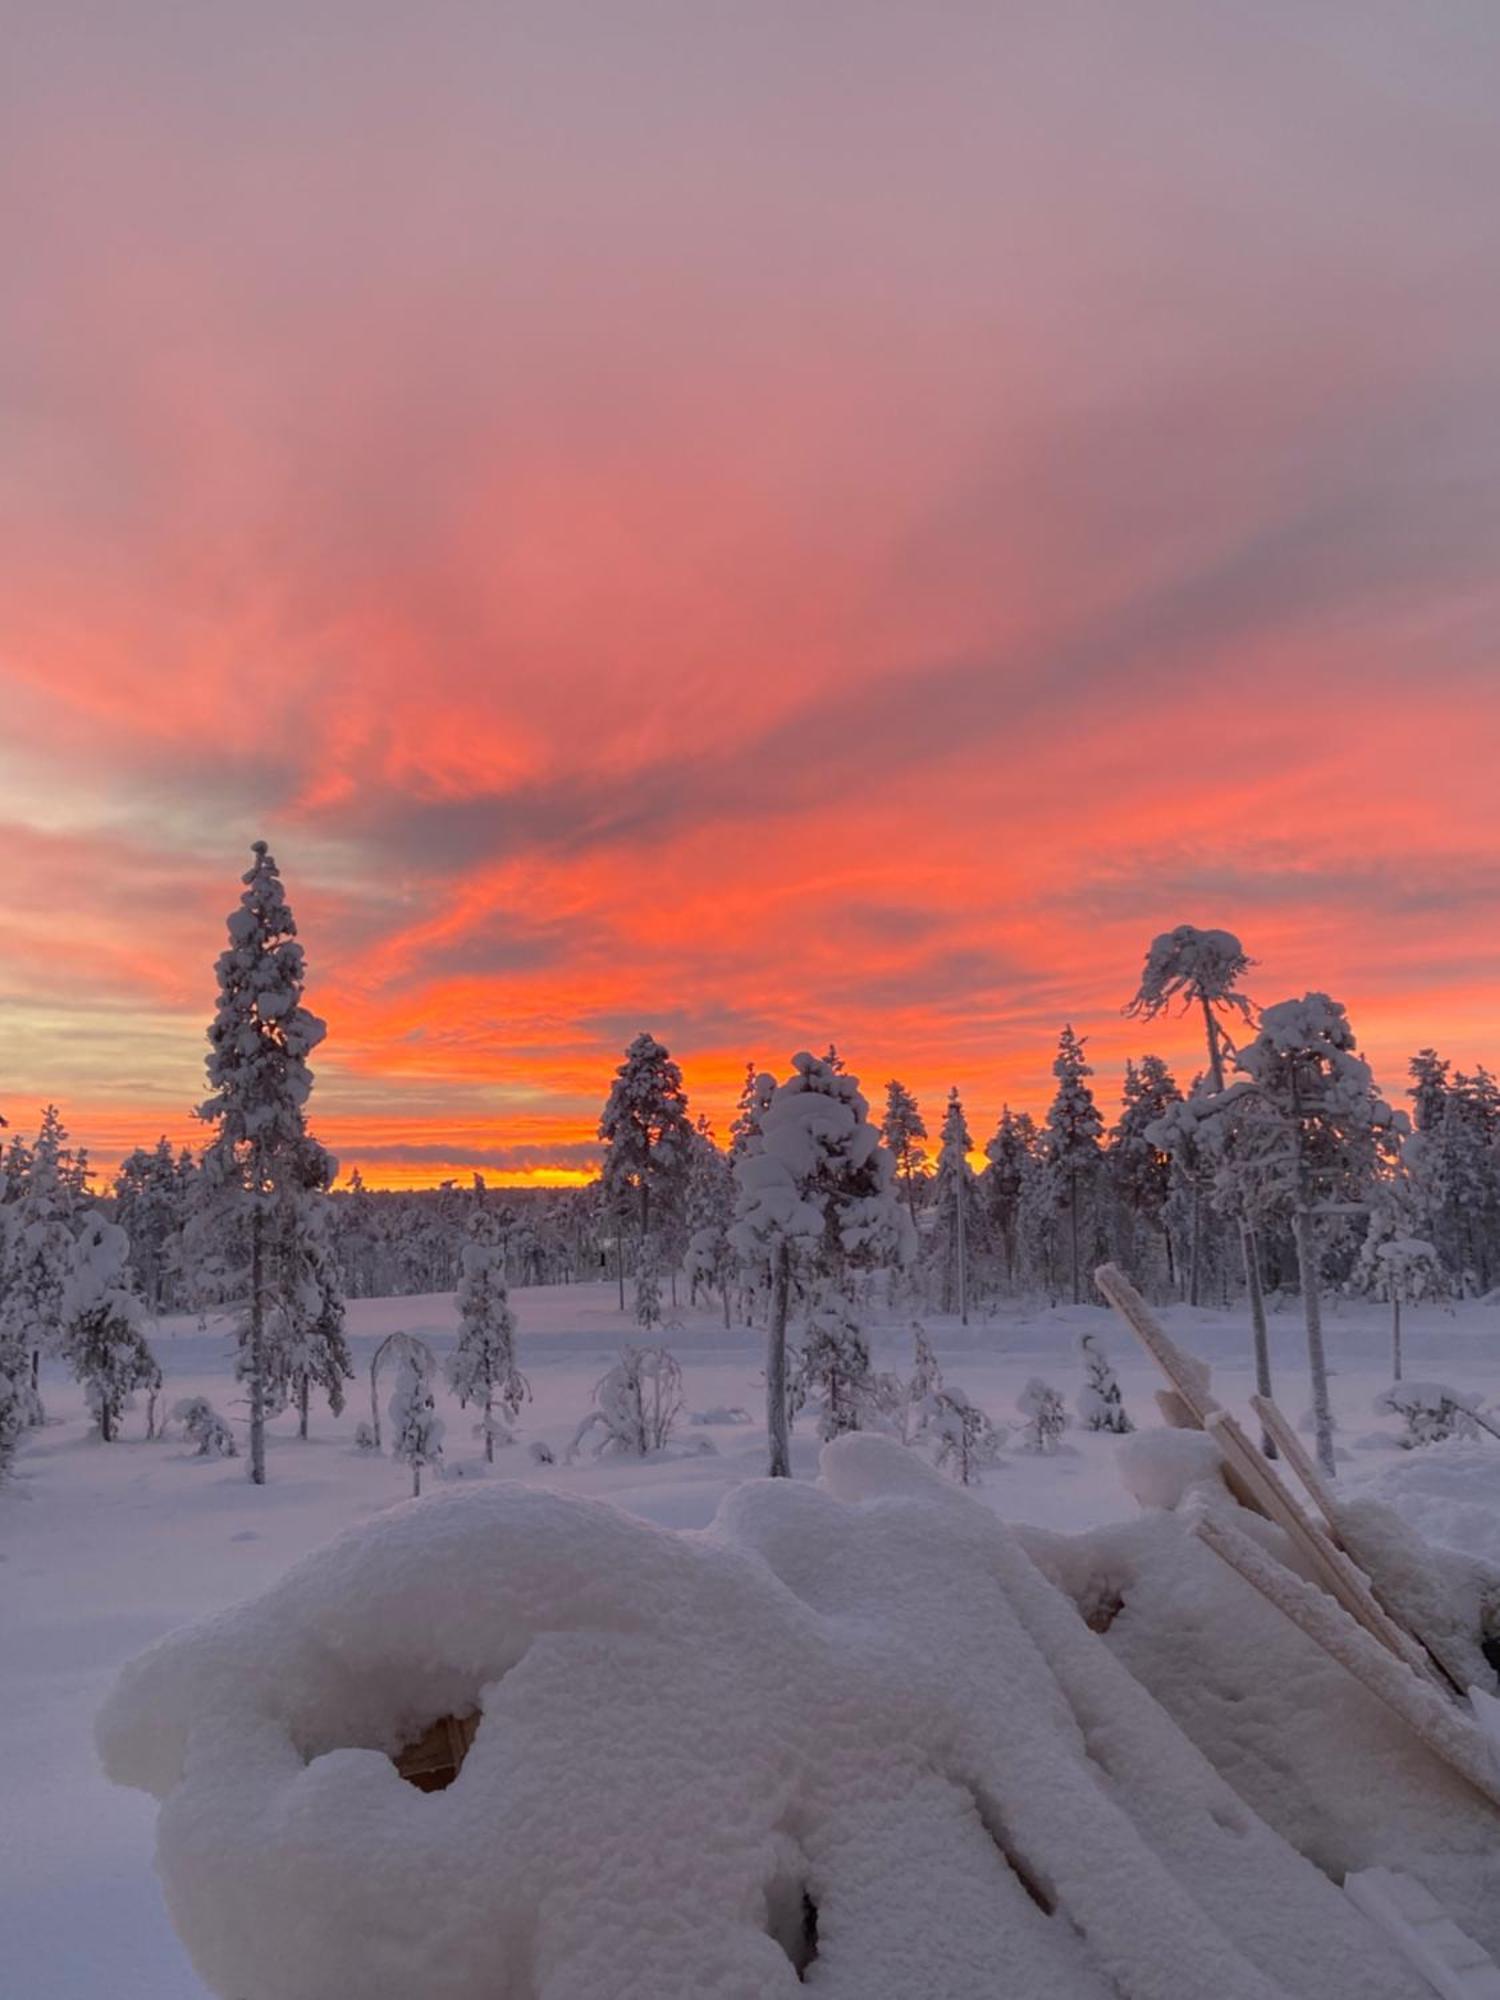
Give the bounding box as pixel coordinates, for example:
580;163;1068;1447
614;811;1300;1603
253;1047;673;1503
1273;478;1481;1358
99;1436;1456;2000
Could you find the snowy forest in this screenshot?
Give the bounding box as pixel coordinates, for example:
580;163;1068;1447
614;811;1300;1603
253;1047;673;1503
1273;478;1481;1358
2;846;1496;1489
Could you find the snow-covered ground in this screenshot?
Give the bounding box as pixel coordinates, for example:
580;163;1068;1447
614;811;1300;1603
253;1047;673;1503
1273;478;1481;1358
7;1281;1500;1997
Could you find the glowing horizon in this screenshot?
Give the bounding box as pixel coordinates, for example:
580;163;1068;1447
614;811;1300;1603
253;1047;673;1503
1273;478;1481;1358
4;4;1499;1190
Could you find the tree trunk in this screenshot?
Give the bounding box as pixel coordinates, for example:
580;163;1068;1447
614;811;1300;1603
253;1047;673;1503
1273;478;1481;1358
1294;1207;1335;1478
412;1461;422;1497
1068;1172;1081;1305
1188;1184;1203;1307
248;1200;267;1486
1241;1221;1277;1458
616;1232;625;1311
1392;1295;1403;1383
766;1240;792;1479
721;1284;731;1330
955;1173;969;1326
298;1376;310;1441
100;1398;113;1444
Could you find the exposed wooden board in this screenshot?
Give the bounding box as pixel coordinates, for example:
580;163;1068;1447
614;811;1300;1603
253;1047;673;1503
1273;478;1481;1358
1250;1394;1339;1527
1193;1510;1500;1816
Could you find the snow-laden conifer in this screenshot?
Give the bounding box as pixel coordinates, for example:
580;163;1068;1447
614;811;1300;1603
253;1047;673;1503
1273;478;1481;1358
1016;1378;1069;1453
880;1080;928;1219
197;842;341;1484
1076;1331;1132;1434
982;1107;1037;1290
731;1051;913;1476
0;1105;75;1428
388;1350;444;1495
62;1212;160;1442
790;1287;875;1440
447;1216;528;1461
1041;1028;1104;1305
928;1087;984;1321
598;1032;695;1323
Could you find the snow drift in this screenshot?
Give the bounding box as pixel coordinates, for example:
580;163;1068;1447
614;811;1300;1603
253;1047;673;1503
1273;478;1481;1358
98;1435;1435;2000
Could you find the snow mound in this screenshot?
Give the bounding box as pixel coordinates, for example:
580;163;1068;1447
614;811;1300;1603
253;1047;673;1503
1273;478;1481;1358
98;1437;1428;2000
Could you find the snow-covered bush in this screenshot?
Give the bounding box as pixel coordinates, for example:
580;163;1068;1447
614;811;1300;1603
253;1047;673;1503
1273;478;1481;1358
353;1419;378;1452
569;1345;683;1459
1076;1332;1133;1434
1017;1378;1070;1453
172;1396;237;1459
1375;1380;1482;1448
388;1351;444;1495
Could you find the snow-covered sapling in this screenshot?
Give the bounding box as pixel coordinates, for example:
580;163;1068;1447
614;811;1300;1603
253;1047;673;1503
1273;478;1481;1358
1076;1332;1133;1434
569;1345;684;1459
1017;1378;1070;1454
388;1351;445;1495
791;1289;876;1440
172;1396;238;1458
62;1213;161;1443
1375;1381;1483;1449
925;1386;1004;1486
447;1228;529;1461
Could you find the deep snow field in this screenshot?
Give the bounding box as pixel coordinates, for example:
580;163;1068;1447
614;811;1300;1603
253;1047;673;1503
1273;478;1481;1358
6;1280;1500;1998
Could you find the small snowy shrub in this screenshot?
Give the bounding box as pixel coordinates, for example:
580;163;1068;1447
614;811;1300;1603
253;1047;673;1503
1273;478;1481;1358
1375;1380;1481;1448
569;1345;683;1459
691;1405;752;1426
527;1439;556;1467
1017;1378;1070;1454
353;1419;378;1452
172;1396;238;1459
924;1386;1004;1486
388;1351;445;1495
1076;1333;1133;1434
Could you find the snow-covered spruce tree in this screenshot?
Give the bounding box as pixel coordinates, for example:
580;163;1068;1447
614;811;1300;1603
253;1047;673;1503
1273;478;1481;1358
1076;1331;1132;1433
982;1106;1038;1290
447;1216;529;1462
268;1139;353;1441
933;1087;987;1321
112;1137;189;1315
1016;1378;1070;1453
0;1105;76;1428
790;1286;876;1440
1107;1057;1181;1295
62;1213;161;1443
684;1119;737;1328
881;1080;929;1221
1041;1028;1104;1305
197;841;339;1485
1227;993;1399;1478
569;1344;684;1458
731;1051;914;1477
598;1032;695;1323
1408;1062;1500;1295
388;1350;444;1496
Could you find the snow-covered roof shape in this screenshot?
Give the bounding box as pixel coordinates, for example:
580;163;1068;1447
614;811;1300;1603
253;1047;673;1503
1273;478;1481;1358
97;1437;1430;2000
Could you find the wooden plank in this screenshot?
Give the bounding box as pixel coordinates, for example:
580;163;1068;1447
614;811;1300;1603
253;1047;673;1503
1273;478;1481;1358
1093;1264;1218;1425
1192;1509;1500;1815
1205;1409;1439;1680
1250;1394;1340;1527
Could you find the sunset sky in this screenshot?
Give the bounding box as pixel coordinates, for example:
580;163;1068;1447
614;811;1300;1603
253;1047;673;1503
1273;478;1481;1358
4;3;1499;1186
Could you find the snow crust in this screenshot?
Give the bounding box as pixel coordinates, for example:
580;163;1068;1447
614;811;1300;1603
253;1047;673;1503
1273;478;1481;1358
98;1434;1430;2000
